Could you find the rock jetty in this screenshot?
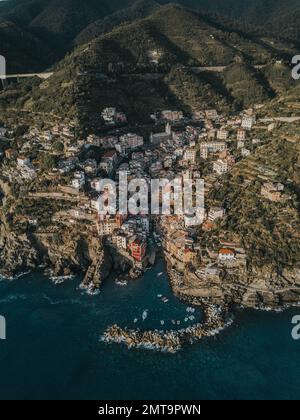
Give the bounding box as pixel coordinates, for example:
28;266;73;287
101;305;231;353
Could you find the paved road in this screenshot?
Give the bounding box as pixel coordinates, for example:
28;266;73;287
1;63;268;80
190;64;267;73
259;117;300;123
1;72;53;80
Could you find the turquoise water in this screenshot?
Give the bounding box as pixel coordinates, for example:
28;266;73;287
0;260;300;400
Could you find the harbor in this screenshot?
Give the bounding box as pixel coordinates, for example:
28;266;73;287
0;265;300;399
101;305;231;353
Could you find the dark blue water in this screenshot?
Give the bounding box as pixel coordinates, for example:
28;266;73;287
0;260;300;400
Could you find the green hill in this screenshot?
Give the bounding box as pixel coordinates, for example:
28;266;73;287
75;0;160;46
0;4;296;129
0;19;55;72
28;0;136;44
0;0;299;73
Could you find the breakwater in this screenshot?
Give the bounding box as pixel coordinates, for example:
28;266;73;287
101;305;232;353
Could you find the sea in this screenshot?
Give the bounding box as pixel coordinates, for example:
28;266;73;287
0;260;299;400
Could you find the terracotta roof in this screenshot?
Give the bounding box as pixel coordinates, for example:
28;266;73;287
219;248;235;255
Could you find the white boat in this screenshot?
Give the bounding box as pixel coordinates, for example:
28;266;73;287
134;318;138;324
157;294;163;298
162;297;169;303
157;272;163;277
142;310;148;321
160;320;165;325
115;280;128;286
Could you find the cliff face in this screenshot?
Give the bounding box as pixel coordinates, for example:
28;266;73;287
0;227;38;278
0;178;132;286
0;221;112;286
168;257;300;311
239;267;300;309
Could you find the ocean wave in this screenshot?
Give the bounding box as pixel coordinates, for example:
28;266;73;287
50;275;75;285
241;302;300;313
205;316;234;337
78;283;100;296
0;270;31;281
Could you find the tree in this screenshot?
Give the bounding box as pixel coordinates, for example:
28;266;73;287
53;140;64;153
40;154;57;171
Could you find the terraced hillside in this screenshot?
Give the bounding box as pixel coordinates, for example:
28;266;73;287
209;123;300;270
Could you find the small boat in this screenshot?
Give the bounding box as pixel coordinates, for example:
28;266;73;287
160;320;165;325
177;321;181;325
142;310;148;322
115;280;128;286
162;297;169;303
157;294;163;298
157;272;163;277
134;318;138;324
187;307;195;313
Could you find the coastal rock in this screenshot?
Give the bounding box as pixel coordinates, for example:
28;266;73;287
0;230;38;278
101;304;229;353
81;249;112;290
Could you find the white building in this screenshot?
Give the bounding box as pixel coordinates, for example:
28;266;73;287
218;249;236;262
97;219;116;236
200;142;226;157
217;129;228;140
161;110;184;121
183;148;196;163
241;116;256;130
113;233;127;250
72;171;85;190
205;109;218;120
208;207;225;221
213;159;228;175
119;133;144;150
241;148;251;157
